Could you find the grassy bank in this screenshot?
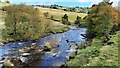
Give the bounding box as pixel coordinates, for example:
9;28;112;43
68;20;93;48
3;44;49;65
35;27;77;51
66;31;119;67
50;25;70;34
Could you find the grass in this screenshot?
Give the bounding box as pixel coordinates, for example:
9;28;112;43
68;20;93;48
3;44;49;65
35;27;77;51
66;31;119;67
38;7;87;23
87;32;119;66
50;25;70;34
0;11;5;44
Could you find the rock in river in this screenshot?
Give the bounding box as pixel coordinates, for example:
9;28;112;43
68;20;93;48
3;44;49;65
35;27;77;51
19;44;43;54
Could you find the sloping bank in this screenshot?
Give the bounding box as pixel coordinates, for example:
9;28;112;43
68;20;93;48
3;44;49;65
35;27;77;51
65;31;119;67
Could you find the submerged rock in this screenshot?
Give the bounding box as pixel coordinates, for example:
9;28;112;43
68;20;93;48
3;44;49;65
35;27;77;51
19;44;43;54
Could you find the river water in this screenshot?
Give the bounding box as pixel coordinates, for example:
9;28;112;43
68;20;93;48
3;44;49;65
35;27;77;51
0;28;87;67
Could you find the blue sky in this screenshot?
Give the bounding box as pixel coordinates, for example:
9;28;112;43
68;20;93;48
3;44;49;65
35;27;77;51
11;2;92;7
1;0;120;7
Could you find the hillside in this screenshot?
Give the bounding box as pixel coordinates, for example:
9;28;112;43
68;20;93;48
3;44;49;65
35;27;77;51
37;7;87;23
66;31;119;66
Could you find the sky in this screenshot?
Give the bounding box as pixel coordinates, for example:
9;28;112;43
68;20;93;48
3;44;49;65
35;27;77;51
1;0;120;7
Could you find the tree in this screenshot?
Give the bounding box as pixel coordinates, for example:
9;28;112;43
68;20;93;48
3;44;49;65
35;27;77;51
74;16;81;26
85;2;117;39
62;14;70;25
2;4;46;41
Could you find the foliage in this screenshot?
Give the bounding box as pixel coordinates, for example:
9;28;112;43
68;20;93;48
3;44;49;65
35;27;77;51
2;4;46;41
85;2;119;39
74;16;81;26
66;31;119;66
66;1;119;67
62;14;70;25
86;31;119;66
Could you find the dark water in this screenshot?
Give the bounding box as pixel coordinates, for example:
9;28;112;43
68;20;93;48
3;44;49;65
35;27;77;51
0;28;86;67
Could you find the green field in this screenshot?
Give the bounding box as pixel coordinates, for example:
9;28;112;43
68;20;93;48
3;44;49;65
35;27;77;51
38;7;87;23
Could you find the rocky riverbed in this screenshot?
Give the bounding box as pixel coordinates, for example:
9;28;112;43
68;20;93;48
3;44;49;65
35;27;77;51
0;28;87;68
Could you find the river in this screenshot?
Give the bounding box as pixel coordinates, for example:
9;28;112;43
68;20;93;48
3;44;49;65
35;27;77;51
0;27;87;67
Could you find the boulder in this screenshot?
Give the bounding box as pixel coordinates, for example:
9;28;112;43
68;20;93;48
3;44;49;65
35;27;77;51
19;45;43;54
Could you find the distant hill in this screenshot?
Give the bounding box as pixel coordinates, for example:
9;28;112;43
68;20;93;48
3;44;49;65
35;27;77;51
37;7;87;23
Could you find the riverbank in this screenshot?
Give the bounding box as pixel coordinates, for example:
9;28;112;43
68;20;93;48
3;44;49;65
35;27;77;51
65;31;119;67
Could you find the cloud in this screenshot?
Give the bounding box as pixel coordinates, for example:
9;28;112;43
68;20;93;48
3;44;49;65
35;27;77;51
1;0;120;7
78;0;120;7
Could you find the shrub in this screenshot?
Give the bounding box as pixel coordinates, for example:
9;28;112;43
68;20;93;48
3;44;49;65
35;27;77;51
62;14;70;25
74;16;81;26
85;2;118;39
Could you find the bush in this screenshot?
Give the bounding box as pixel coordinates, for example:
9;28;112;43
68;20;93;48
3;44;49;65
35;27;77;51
2;4;46;41
62;14;70;25
74;16;81;26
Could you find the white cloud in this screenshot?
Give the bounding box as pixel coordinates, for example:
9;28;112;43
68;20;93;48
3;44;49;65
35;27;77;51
1;0;120;7
78;0;120;7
